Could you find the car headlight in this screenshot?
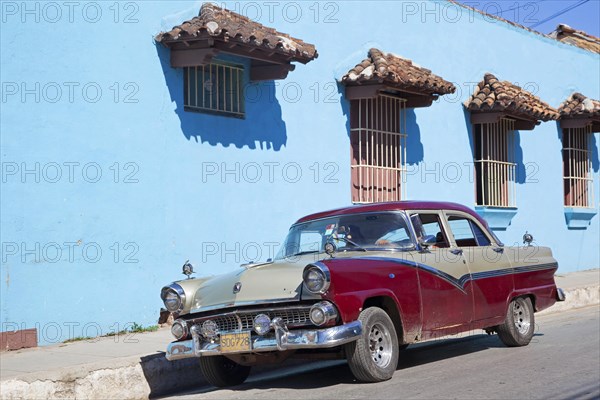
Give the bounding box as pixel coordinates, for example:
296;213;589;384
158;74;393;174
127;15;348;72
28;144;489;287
309;301;338;326
171;319;188;340
253;314;271;335
201;320;218;339
160;283;186;313
303;263;331;294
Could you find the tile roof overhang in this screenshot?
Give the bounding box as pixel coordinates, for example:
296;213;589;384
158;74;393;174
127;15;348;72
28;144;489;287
340;48;456;108
558;92;600;132
449;1;599;55
464;73;559;130
155;3;317;81
549;24;600;54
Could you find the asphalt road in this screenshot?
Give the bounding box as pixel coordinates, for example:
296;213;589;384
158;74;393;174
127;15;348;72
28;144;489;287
162;306;600;400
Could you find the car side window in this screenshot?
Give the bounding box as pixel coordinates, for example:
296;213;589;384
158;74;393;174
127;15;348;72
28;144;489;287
447;216;491;247
411;213;449;248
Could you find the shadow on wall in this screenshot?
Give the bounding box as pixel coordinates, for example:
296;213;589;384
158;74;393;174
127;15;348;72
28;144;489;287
155;44;287;150
463;109;527;184
514;132;526;184
338;82;350;138
592;133;600;173
405;109;424;165
337;83;425;165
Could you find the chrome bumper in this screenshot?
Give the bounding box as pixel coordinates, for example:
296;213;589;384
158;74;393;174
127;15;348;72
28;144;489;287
165;319;363;361
556;287;566;302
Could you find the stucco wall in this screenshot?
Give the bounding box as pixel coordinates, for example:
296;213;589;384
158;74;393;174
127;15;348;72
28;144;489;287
1;0;598;344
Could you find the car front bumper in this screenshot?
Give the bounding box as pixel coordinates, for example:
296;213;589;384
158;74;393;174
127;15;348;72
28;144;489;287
166;318;363;361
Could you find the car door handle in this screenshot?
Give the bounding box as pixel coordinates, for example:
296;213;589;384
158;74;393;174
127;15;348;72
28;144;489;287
493;247;504;253
450;249;463;255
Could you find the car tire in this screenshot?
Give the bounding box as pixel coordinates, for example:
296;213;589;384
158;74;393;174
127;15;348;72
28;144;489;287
497;296;535;347
345;307;399;382
199;355;251;387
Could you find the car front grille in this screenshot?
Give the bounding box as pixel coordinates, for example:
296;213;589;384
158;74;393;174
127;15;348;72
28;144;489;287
188;305;313;333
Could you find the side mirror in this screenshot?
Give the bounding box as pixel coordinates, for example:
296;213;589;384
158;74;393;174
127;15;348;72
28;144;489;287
324;241;337;257
419;235;437;248
523;231;533;246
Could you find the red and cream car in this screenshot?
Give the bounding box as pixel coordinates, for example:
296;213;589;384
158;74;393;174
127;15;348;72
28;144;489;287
161;201;564;386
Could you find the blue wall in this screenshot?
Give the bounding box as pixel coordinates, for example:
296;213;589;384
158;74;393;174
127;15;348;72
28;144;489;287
1;0;598;344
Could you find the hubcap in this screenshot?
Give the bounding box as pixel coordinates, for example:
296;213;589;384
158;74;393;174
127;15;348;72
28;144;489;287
512;298;531;335
368;323;393;368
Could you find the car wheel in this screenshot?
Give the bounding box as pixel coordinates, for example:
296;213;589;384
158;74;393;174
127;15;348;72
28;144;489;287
345;307;399;382
199;355;251;387
497;296;535;347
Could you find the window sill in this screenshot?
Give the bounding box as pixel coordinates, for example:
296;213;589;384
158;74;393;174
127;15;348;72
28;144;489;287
474;206;518;231
183;106;246;119
564;207;597;229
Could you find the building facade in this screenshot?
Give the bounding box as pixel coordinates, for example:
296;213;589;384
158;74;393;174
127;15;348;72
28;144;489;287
1;0;599;345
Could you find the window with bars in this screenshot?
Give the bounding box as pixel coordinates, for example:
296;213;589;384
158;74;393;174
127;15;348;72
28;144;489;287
183;61;244;118
350;94;407;204
563;125;594;208
473;118;516;208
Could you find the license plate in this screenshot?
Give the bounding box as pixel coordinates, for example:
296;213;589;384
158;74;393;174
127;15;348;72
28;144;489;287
220;332;251;353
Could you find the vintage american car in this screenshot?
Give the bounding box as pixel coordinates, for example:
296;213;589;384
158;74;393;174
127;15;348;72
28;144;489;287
160;201;565;387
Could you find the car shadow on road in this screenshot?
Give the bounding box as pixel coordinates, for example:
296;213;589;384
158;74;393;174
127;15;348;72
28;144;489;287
160;333;536;397
398;334;506;369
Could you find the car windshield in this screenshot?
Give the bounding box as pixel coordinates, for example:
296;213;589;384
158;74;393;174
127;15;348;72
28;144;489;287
276;212;414;259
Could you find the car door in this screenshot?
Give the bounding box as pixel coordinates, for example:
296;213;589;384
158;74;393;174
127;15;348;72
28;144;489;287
407;210;473;338
442;211;514;324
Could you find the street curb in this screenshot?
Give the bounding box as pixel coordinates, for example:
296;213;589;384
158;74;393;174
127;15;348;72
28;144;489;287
538;285;600;315
0;354;206;400
1;284;598;400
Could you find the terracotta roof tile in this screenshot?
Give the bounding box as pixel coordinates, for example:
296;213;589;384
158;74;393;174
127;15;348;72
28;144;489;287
448;1;547;38
558;92;600;118
449;1;599;54
341;48;456;96
549;24;600;54
156;3;317;62
464;73;559;121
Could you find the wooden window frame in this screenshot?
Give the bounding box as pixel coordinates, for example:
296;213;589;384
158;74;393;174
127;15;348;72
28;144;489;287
473;118;516;208
350;94;407;204
562;124;594;208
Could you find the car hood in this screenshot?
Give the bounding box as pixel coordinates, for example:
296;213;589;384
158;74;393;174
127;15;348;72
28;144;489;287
188;255;319;313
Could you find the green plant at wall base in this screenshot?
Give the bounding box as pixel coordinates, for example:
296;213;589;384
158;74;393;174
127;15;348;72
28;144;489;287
63;336;94;343
62;324;160;343
130;323;159;333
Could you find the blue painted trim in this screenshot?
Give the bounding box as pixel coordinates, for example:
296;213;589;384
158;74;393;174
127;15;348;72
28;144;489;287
349;256;558;294
564;207;597;229
474;206;518;231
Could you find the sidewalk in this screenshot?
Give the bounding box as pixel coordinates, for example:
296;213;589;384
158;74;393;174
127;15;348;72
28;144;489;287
538;268;600;315
0;328;203;399
1;269;598;400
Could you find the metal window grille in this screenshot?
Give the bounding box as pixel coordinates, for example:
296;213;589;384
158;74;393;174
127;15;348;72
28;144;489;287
474;118;516;207
183;61;244;118
350;94;407;204
563;125;594;208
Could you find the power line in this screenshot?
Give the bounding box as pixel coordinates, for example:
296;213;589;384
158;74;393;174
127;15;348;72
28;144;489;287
497;0;545;15
529;0;590;28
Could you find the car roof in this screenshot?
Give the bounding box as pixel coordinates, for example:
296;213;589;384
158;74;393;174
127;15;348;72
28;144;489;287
294;201;488;226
